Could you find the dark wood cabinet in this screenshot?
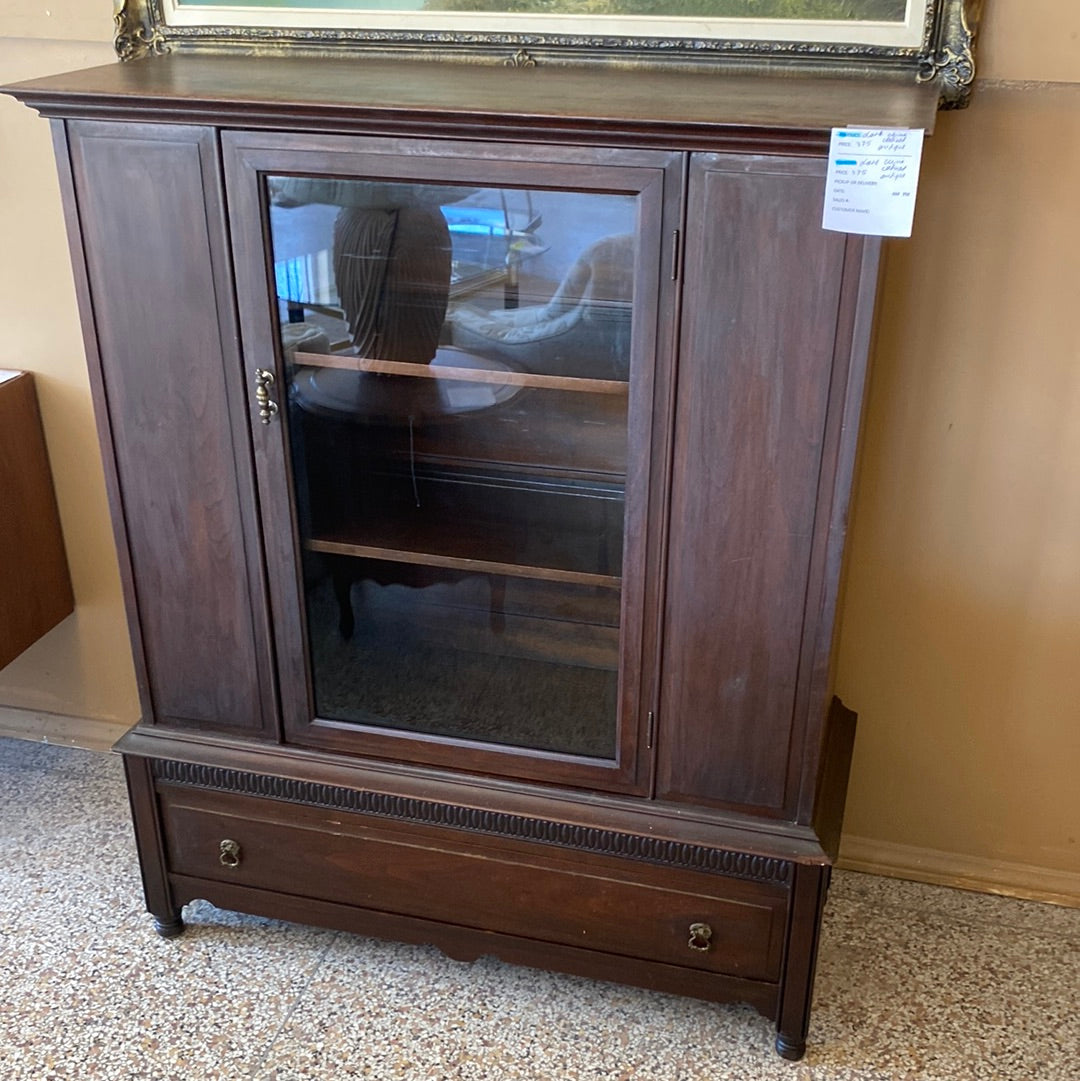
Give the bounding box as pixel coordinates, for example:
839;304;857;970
6;55;937;1060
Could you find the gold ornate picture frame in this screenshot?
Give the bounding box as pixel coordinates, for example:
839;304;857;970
113;0;984;108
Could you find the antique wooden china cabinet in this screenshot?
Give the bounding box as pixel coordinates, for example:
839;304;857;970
5;0;980;1060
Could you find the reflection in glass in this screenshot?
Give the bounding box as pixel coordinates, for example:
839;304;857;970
267;175;636;758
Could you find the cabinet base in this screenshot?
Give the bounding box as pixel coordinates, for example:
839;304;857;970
125;752;836;1060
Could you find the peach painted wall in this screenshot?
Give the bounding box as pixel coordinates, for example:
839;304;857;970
835;4;1080;896
0;30;133;723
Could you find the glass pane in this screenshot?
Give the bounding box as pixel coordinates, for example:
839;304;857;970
267;175;636;759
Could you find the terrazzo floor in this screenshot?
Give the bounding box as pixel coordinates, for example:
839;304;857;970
1;736;1077;1080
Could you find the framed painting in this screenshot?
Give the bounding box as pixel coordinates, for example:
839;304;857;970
113;1;984;106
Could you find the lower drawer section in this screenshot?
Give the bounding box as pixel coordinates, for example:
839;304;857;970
158;784;790;983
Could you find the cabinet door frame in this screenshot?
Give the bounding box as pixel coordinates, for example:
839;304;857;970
224;130;681;793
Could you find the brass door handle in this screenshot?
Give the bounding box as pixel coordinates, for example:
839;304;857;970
219;838;242;868
254;368;278;424
688;922;713;952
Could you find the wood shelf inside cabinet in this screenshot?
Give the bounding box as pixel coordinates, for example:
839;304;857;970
306;536;621;590
292;351;630;397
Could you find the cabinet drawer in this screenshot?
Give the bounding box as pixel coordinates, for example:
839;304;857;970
160;787;788;983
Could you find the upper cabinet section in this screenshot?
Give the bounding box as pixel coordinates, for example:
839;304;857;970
8;56;884;822
101;0;984;110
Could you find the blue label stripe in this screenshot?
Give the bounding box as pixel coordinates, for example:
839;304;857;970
835;160;858;166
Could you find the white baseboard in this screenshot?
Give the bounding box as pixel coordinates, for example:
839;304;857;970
838;834;1080;909
0;705;131;753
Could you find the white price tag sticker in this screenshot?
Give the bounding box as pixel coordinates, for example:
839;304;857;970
822;128;925;237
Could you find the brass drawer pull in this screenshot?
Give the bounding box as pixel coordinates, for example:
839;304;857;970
688;922;713;952
219;838;242;868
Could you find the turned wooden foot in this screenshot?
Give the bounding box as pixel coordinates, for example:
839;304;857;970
775;1033;806;1061
153;911;185;938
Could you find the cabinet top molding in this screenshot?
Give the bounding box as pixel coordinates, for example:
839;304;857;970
3;53;939;152
100;0;982;110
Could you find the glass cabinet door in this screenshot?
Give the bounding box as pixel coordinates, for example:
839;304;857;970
226;136;675;790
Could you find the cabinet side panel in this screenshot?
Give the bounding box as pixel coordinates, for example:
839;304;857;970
657;158;846;814
66;122;271;733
